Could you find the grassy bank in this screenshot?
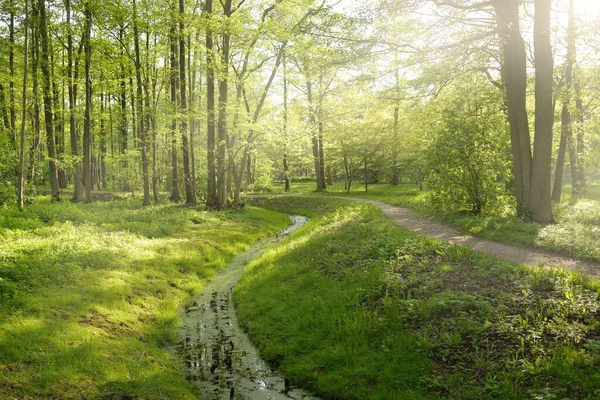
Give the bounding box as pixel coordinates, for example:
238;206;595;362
0;197;289;399
259;182;600;262
237;196;600;399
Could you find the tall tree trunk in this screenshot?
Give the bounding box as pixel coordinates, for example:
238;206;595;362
9;0;16;145
169;18;180;203
51;38;67;189
492;0;532;218
144;29;159;204
188;33;198;196
66;0;83;201
0;85;10;134
29;2;41;184
39;0;60;201
574;67;586;194
100;92;107;190
83;2;93;202
552;0;576;203
179;0;196;205
18;0;30;210
392;63;400;185
132;0;150;205
205;0;217;207
282;53;290;192
216;0;232;209
306;77;323;191
530;0;555;223
552;107;569;203
317;77;327;190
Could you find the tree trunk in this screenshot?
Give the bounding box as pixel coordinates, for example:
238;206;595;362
29;2;41;184
39;0;60;201
18;0;30;210
530;0;555;223
179;0;196;205
205;0;217;207
100;92;107;190
574;67;586;194
9;0;16;145
216;0;232;209
169;17;180;203
282;53;290;192
306;77;323;191
392;64;400;185
364;150;368;193
492;0;532;217
66;0;83;200
132;0;150;205
82;2;93;203
552;0;576;203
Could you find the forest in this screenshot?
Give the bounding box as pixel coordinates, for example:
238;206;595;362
1;0;600;398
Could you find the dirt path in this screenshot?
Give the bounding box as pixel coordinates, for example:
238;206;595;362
360;198;600;279
175;215;318;400
252;194;600;280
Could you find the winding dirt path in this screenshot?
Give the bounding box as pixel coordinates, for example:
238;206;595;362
255;195;600;280
176;215;318;400
362;198;600;279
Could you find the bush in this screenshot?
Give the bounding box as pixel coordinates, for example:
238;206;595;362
425;87;511;215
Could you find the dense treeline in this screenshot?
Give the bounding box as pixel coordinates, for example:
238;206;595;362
1;0;600;222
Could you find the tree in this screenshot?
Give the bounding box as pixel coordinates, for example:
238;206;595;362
39;0;60;201
530;0;554;223
17;0;29;210
179;0;195;205
82;0;93;202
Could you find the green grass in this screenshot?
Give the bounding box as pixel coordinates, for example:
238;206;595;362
237;196;600;399
259;181;600;262
0;196;290;399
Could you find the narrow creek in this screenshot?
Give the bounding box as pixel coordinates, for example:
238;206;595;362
175;215;318;400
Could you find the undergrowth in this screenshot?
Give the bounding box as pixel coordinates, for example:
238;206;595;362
0;197;289;399
261;182;600;262
237;196;600;399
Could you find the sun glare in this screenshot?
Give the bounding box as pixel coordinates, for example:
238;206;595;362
575;0;600;19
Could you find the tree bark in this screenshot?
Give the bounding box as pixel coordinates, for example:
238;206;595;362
530;0;555;223
283;53;290;192
132;0;151;205
306;77;323;191
169;14;180;203
179;0;196;205
492;0;532;217
205;0;217;207
82;2;93;202
18;0;30;210
216;0;233;208
552;0;576;203
29;2;41;184
392;64;400;185
573;66;586;194
39;0;60;201
9;0;16;145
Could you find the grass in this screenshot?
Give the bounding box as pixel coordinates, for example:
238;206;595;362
258;181;600;262
237;196;600;399
0;196;290;399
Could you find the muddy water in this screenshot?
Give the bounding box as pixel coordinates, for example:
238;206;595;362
176;215;318;400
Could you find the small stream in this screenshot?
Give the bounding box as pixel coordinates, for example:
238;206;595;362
175;215;318;400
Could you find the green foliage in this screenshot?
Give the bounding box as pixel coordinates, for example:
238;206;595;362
0;199;289;399
0;136;17;206
105;150;142;196
236;196;600;399
425;78;512;215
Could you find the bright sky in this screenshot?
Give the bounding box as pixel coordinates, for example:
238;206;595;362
575;0;600;18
